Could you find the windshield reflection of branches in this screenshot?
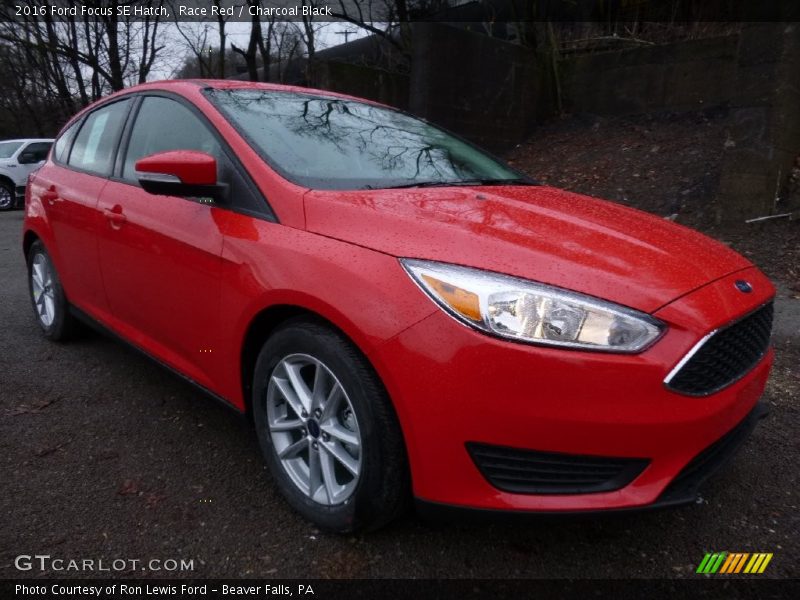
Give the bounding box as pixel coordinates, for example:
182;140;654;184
290;98;465;180
217;91;469;183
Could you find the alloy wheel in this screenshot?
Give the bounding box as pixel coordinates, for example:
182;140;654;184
30;252;55;327
266;353;362;505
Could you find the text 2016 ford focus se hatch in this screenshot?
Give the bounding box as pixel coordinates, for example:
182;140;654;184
23;80;774;532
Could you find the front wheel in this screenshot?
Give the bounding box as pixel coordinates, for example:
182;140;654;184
252;319;409;532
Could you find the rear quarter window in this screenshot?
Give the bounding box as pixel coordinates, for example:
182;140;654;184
53;122;81;164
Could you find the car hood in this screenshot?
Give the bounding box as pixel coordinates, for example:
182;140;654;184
303;185;752;313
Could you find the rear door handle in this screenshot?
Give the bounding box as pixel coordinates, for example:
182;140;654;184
103;207;127;228
42;186;60;205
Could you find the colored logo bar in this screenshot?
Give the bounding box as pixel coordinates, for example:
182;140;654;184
696;552;773;574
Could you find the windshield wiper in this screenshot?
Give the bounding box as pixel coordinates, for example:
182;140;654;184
367;178;538;190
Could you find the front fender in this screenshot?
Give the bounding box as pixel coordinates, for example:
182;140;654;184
212;209;438;410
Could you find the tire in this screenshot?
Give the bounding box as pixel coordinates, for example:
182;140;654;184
26;240;76;341
0;180;14;211
252;318;409;532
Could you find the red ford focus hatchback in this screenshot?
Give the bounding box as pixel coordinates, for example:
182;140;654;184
23;80;774;531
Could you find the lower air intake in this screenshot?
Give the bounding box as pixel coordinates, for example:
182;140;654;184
467;443;648;495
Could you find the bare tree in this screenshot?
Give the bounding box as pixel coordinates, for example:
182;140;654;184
273;23;303;83
300;0;319;63
170;0;229;78
330;0;407;54
0;0;167;135
231;0;263;81
214;0;227;78
0;0;166;95
173;22;215;77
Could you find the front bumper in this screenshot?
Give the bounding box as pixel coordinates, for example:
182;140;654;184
373;267;774;513
416;402;767;521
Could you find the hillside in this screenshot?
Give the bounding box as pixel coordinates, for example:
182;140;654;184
505;109;798;286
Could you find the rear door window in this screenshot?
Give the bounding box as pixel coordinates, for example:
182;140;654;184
68;99;131;175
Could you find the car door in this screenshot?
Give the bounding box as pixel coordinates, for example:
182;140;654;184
38;100;132;318
96;94;226;391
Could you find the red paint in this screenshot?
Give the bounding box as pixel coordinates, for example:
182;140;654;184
23;80;775;514
304;186;751;314
135;150;217;185
377;268;773;509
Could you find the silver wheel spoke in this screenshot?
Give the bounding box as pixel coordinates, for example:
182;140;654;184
308;447;322;498
323;440;360;476
274;376;306;420
319;446;339;502
282;360;313;414
320;384;344;421
43;296;55;323
311;366;330;411
32;265;44;289
269;417;304;432
322;422;359;447
278;438;307;460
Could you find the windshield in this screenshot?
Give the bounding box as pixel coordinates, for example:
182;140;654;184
206;89;527;190
0;141;23;159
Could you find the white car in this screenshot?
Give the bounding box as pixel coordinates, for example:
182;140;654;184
0;138;54;211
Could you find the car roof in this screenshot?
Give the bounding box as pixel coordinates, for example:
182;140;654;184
0;138;54;143
59;79;393;137
108;79;389;108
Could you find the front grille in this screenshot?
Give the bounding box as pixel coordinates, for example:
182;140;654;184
658;403;767;504
467;443;648;495
666;302;773;396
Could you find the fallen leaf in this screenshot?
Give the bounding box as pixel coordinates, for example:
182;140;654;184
118;479;140;495
35;440;70;457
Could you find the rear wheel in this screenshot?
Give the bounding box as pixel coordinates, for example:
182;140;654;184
27;240;76;340
252;319;409;532
0;181;14;211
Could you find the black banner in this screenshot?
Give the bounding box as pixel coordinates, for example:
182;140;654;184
2;579;799;600
2;0;800;23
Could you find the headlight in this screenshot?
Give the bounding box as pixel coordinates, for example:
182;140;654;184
401;259;664;353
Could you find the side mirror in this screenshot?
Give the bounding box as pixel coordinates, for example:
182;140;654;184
135;150;226;202
18;152;39;164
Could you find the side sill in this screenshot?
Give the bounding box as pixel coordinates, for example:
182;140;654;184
69;305;244;417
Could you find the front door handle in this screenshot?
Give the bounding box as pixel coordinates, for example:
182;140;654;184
103;206;127;228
